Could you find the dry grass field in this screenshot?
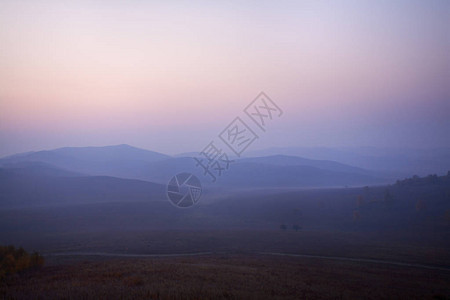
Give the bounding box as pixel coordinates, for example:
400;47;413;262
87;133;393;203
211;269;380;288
1;254;449;299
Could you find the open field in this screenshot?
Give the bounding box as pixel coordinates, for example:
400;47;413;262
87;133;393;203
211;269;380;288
1;253;449;299
1;176;448;298
1;228;449;299
1;230;448;267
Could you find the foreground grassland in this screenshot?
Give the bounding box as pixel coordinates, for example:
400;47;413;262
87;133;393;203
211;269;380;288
1;254;449;299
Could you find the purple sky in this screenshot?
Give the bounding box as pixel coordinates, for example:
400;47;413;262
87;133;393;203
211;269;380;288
0;0;449;156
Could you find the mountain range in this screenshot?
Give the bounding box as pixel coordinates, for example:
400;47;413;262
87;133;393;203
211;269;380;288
0;144;390;189
1;143;448;208
246;146;450;177
0;145;448;237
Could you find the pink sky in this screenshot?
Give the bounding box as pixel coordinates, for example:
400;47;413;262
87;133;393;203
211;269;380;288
0;1;448;156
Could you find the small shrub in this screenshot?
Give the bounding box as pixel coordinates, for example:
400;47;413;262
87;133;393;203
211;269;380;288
0;245;44;279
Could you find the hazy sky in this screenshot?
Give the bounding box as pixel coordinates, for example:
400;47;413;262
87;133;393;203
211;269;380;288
0;0;449;156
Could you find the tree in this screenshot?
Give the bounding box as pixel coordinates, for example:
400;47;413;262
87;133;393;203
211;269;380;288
292;224;301;231
415;199;426;212
280;224;287;231
356;195;365;207
384;188;394;205
30;252;44;268
363;186;370;196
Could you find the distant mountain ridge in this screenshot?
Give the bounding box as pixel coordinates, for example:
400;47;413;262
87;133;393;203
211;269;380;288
0;144;388;188
0;144;171;180
0;164;165;208
0;161;83;177
0;144;170;162
246;146;450;177
237;155;371;175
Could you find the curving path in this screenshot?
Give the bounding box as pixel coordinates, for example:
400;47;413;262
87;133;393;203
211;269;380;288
45;251;450;272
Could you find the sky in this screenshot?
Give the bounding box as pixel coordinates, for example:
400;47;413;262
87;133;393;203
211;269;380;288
0;0;449;156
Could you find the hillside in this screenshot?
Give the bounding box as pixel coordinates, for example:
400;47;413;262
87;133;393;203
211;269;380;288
0;165;165;208
0;145;389;187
